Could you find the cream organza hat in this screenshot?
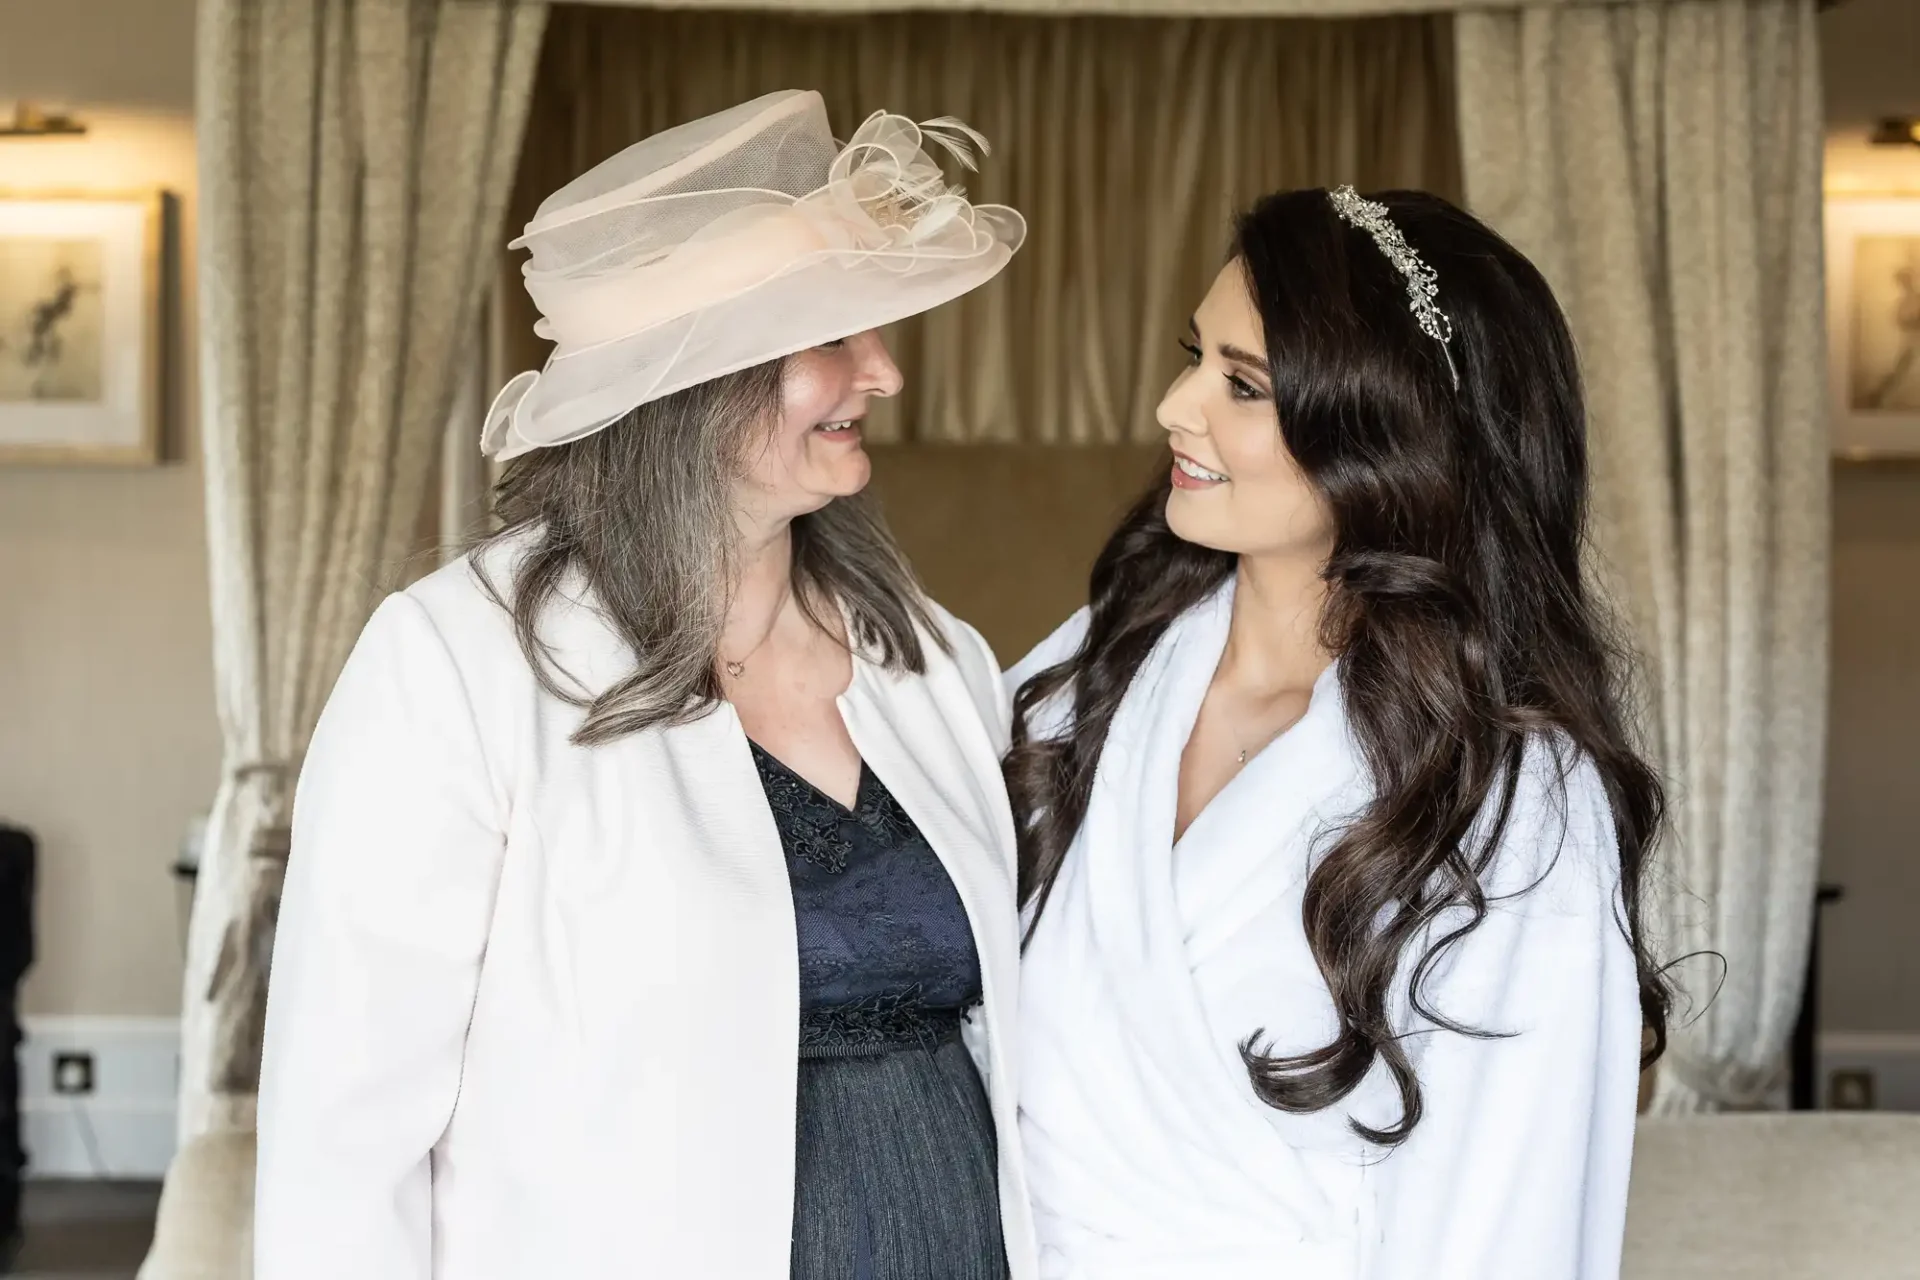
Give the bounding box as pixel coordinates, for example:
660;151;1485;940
481;89;1027;462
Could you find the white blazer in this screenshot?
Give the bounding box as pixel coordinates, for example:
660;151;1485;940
255;542;1038;1279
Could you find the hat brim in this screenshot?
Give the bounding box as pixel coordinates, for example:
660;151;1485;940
482;204;1024;462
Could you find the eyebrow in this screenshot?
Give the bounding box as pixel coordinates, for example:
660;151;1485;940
1186;318;1269;378
1219;343;1268;373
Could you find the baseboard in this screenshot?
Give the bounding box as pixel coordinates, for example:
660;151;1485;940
19;1015;179;1179
5;1017;1909;1178
1819;1031;1920;1113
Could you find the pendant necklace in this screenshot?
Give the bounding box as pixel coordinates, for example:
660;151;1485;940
720;585;792;679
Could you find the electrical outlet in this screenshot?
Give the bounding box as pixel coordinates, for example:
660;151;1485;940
52;1050;94;1097
1829;1067;1877;1111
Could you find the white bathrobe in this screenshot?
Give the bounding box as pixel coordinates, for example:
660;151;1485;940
1009;581;1641;1280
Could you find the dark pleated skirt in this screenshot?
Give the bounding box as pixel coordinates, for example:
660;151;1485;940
791;1038;1009;1280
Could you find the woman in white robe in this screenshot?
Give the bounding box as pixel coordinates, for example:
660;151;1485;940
1004;188;1667;1280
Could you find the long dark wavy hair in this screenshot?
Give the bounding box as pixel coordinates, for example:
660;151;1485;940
1005;189;1669;1146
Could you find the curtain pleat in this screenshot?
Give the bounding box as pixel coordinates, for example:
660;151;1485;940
1456;0;1829;1112
173;0;548;1162
505;7;1459;443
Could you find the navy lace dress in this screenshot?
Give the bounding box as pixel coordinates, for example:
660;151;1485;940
749;743;1008;1280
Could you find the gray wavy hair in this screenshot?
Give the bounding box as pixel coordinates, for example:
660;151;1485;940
476;357;943;745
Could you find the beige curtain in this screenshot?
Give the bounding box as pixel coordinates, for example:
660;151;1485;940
565;0;1659;13
1455;0;1828;1111
146;1;547;1274
505;6;1459;444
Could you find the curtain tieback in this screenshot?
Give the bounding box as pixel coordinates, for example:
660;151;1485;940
1661;1047;1783;1110
223;760;297;864
231;759;293;782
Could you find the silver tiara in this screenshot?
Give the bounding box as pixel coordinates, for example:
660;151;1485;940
1328;185;1459;389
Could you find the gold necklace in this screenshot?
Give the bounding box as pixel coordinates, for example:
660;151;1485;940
722;634;770;679
1236;720;1290;767
720;586;791;679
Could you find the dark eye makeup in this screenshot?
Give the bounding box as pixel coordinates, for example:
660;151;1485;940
1178;337;1267;402
1226;373;1265;402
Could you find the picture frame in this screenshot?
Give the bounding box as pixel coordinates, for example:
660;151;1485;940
1826;196;1920;460
0;189;171;465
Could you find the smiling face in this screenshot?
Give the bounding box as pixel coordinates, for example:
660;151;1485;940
733;330;903;533
1157;261;1334;562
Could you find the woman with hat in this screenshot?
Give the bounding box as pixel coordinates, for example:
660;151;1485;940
254;90;1032;1280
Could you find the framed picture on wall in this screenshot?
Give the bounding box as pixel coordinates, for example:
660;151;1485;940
0;190;170;465
1827;196;1920;459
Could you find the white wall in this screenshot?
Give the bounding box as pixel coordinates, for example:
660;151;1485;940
1817;0;1920;1043
0;0;215;1020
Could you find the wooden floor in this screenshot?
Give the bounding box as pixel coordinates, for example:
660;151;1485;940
8;1181;158;1280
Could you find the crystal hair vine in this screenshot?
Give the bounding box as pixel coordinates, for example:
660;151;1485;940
1328;185;1459;389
